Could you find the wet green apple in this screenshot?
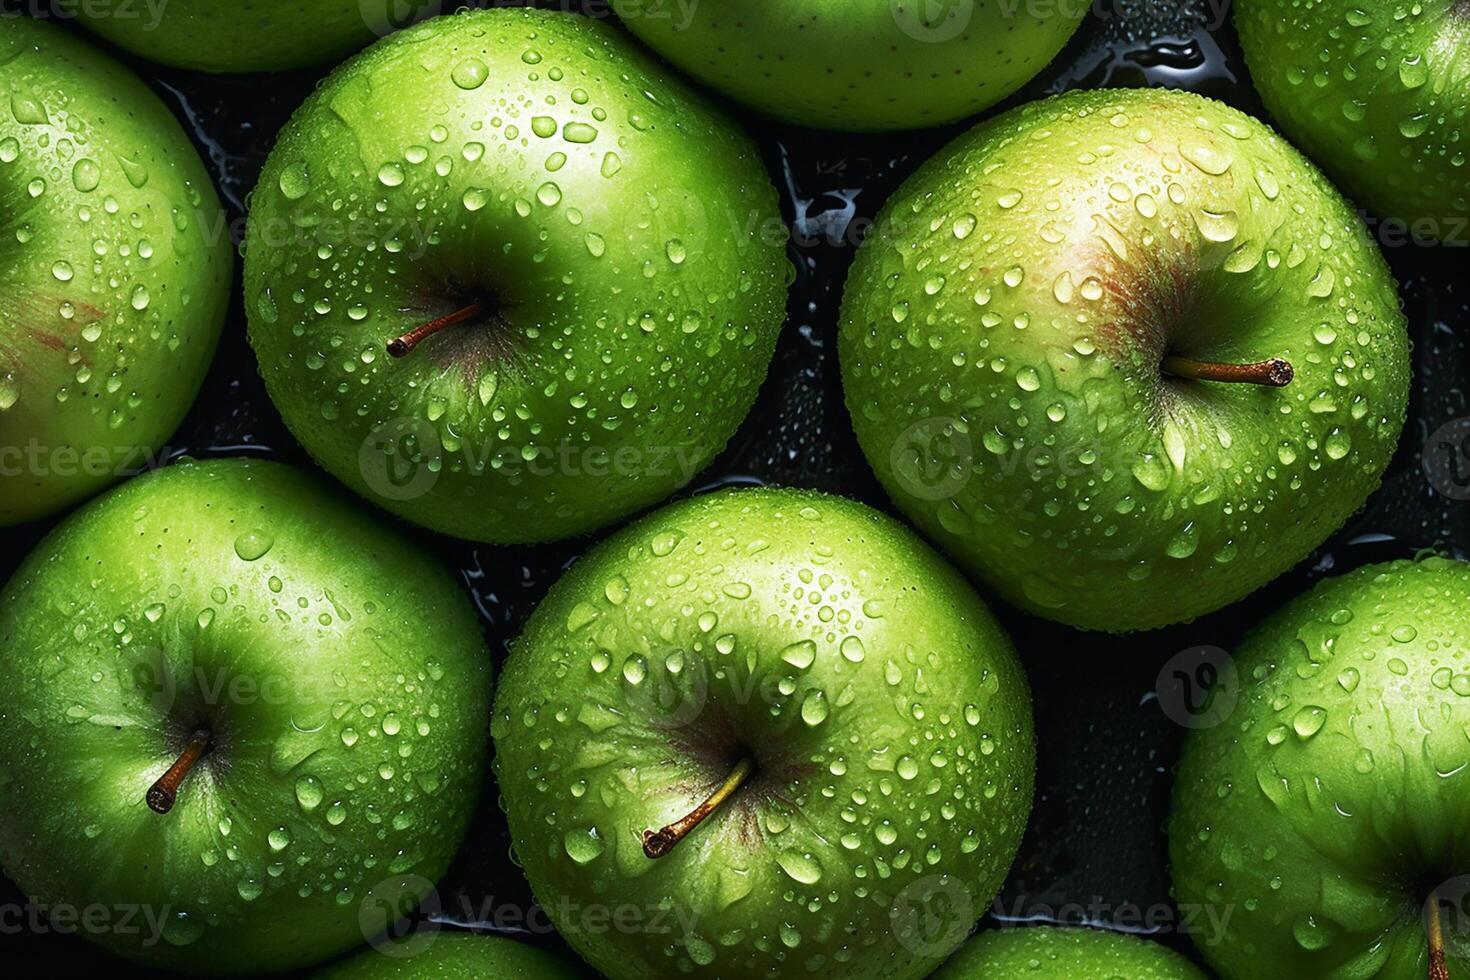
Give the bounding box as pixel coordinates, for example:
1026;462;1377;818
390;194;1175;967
314;932;579;979
933;926;1208;978
839;88;1411;632
1170;557;1470;979
493;488;1035;979
71;0;442;73
1237;0;1469;239
0;16;230;526
0;458;491;973
245;7;788;545
610;0;1087;131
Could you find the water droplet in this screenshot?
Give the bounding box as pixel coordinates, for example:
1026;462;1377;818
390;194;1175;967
278;163;310;200
564;826;605;864
800;690;829;727
780;640;816;670
563;121;598;144
233;530;274;562
71;159;100;193
377;163;405;187
451;59;489;90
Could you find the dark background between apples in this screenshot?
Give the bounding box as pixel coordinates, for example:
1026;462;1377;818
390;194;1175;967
3;0;1467;975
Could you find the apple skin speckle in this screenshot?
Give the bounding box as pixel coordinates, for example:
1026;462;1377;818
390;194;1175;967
611;0;1087;132
934;924;1209;979
68;0;442;73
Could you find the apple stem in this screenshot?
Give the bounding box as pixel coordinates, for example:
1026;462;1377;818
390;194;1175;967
1162;355;1294;388
1428;888;1450;980
642;758;755;859
387;302;487;358
146;729;211;815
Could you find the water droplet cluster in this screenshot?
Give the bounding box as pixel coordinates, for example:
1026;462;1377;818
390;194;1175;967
839;88;1411;632
1170;557;1470;976
0;17;230;524
0;459;489;971
1237;0;1469;233
493;489;1034;978
243;8;788;543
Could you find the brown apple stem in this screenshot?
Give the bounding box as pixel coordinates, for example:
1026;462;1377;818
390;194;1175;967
146;730;211;815
1428;887;1449;980
642;758;755;859
1162;355;1294;388
387;302;486;358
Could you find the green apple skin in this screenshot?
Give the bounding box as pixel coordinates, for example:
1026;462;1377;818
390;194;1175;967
493;488;1035;979
313;933;580;979
245;8;788;545
933;926;1208;979
838;88;1410;633
1170;558;1470;979
0;458;491;974
0;16;230;526
1236;0;1469;238
610;0;1086;132
72;0;442;73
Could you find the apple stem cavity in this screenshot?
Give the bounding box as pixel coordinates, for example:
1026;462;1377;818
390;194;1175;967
1162;355;1295;388
1428;888;1450;980
642;758;755;859
146;729;211;815
387;301;487;358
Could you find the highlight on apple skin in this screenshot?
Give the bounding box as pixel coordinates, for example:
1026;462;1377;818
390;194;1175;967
70;0;445;74
244;7;790;545
932;924;1210;979
492;487;1035;980
611;0;1088;132
838;87;1411;633
1170;557;1470;979
0;15;232;526
0;458;492;974
1235;0;1469;241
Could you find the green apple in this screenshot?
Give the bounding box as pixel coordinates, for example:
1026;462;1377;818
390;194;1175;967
838;88;1411;633
1170;557;1470;979
0;16;230;526
933;925;1208;978
610;0;1087;131
1236;0;1469;240
70;0;442;73
493;487;1035;979
314;933;579;979
244;7;788;545
0;457;491;973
